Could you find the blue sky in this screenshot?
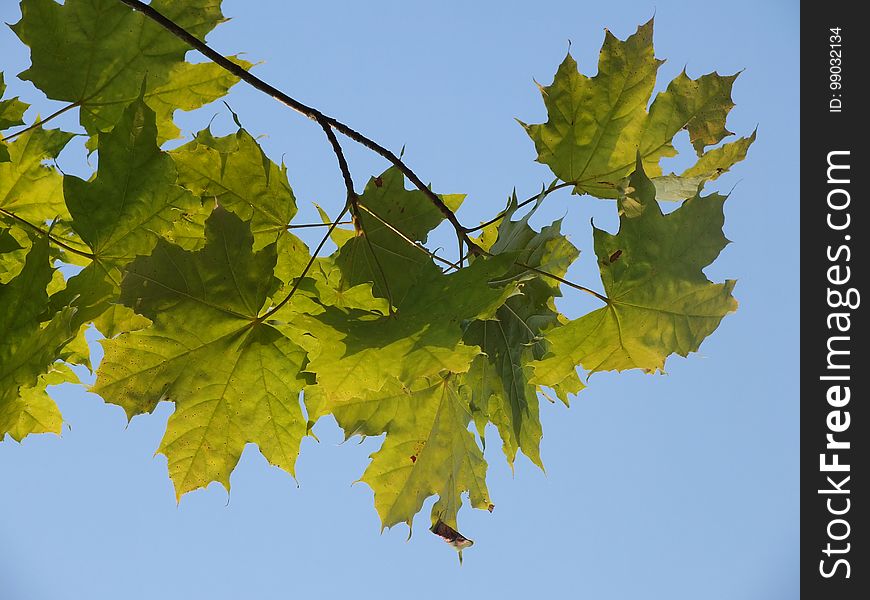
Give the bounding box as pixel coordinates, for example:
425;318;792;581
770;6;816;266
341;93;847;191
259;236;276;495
0;1;799;598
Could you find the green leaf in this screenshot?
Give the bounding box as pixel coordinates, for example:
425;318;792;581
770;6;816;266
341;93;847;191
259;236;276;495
305;252;515;406
335;167;464;305
304;259;390;315
130;58;254;144
171;124;313;299
679;130;757;180
0;235;74;441
522;19;752;199
315;203;355;248
463;196;580;467
0;72;29;131
172;126;300;247
0;125;73;222
53;95;200;329
299;168;521;532
93;304;152;339
359;376;491;532
12;0;243;141
521;19;662;197
642;69;737;157
1;364;79;442
0;226;28;284
532;158;737;382
94;207;308;498
66;97;198;262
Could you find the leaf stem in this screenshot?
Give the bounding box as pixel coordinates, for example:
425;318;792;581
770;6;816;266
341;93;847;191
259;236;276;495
261;206;350;320
1;101;81;142
356;202;461;271
287;221;353;230
463;181;575;233
514;259;609;303
0;208;96;260
116;0;483;256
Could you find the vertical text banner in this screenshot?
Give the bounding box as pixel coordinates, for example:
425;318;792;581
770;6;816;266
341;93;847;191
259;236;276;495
802;3;867;597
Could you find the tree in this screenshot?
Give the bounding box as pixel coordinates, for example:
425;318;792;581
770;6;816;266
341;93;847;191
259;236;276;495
0;0;753;560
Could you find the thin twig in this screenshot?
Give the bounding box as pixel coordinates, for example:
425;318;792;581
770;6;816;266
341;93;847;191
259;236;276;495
287;220;353;230
319;122;394;309
114;0;606;307
361;201;602;305
0;208;96;260
116;0;482;255
463;181;575;233
514;259;609;303
1;101;82;143
318;121;360;231
357;202;461;271
261;205;350;320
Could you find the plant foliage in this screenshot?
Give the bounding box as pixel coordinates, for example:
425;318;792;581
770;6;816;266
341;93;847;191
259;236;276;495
0;1;753;558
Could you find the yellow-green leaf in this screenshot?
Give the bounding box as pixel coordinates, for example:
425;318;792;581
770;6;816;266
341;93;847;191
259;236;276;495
532;158;737;382
522;19;753;199
12;0;242;141
95;207;308;498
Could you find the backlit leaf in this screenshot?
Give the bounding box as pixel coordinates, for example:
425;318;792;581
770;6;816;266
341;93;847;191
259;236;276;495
522;19;753;199
94;207;308;498
12;0;243;141
532;158;737;383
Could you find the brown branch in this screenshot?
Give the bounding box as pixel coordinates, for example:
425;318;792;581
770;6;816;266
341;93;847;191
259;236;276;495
0;208;96;260
116;0;482;256
318;121;360;232
319;123;394;309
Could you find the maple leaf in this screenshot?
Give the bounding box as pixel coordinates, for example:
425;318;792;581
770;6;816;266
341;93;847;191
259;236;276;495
0;125;72;223
299;170;521;533
521;18;754;199
463;195;580;467
49;95;200;330
0;235;74;441
0;227;29;284
304;252;516;407
362;377;490;533
0;73;29;160
2;364;79;442
170;123;310;285
12;0;249;142
94;207;309;498
335;167;464;306
531;157;737;385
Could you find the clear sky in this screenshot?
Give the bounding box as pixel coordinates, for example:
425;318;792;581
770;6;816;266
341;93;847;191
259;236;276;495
0;1;799;599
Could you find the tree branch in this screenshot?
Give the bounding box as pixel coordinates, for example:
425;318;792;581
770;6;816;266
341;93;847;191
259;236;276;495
116;0;483;255
320;123;394;309
319;121;360;232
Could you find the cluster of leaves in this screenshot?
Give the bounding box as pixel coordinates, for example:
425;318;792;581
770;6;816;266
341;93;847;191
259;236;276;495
1;1;753;555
